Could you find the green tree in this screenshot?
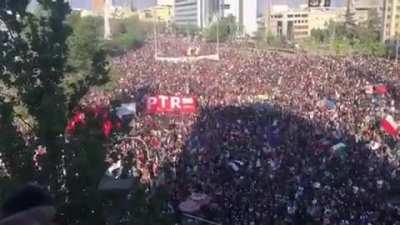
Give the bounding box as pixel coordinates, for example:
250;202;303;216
308;19;386;57
0;1;109;225
67;15;103;70
65;14;109;110
204;15;239;42
311;28;329;43
105;15;149;55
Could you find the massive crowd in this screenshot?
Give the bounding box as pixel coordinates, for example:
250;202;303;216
81;38;400;224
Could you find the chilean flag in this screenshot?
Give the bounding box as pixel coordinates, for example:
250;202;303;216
380;115;398;136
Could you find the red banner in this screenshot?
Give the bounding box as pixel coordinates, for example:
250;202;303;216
146;95;198;114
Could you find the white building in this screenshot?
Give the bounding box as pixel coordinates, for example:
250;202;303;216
174;0;261;36
174;0;219;29
267;6;346;40
219;0;259;36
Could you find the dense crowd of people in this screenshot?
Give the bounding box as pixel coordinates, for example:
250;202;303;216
81;37;400;224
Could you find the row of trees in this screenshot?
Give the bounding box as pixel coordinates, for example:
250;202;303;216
199;10;389;57
0;1;111;225
309;22;386;56
308;9;387;56
67;13;152;56
203;15;240;42
1;2;173;224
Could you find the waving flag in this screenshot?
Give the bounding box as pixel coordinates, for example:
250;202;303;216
102;119;113;138
381;115;398;136
375;85;388;95
365;84;389;95
65;111;86;134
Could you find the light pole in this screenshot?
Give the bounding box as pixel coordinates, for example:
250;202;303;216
396;39;399;63
104;0;112;40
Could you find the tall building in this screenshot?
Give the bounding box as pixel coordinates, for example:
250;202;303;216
266;6;346;40
309;7;346;30
173;0;261;36
218;0;260;35
382;0;400;41
269;8;310;40
353;0;381;8
352;0;382;24
174;0;219;29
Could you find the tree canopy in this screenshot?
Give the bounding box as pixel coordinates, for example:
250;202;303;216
0;1;109;224
204;15;239;42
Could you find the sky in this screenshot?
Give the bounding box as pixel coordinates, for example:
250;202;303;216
68;0;156;10
31;0;346;11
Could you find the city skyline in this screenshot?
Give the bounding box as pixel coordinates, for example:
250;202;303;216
67;0;346;10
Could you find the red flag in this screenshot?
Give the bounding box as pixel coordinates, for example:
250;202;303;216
374;85;388;95
102;120;113;138
73;111;86;125
66;120;77;134
381;115;398;136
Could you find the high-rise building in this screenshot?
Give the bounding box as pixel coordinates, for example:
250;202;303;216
266;6;346;40
345;0;382;26
218;0;259;35
382;0;400;41
174;0;219;29
173;0;260;36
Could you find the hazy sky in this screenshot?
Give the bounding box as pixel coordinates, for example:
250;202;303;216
68;0;156;10
31;0;346;10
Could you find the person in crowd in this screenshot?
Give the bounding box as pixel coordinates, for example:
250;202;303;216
75;38;400;224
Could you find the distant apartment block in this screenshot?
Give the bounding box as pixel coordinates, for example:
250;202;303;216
383;0;400;41
173;0;260;36
350;0;383;25
222;0;259;36
353;0;381;8
266;6;346;40
174;0;219;29
308;8;346;30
